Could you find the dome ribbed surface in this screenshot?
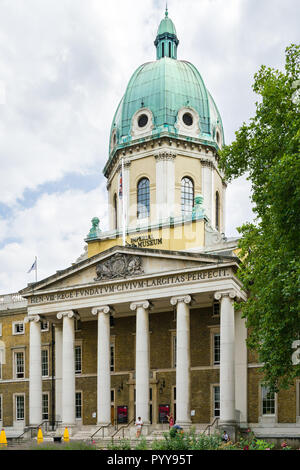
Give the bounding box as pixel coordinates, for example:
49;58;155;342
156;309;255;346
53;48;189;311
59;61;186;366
109;58;224;155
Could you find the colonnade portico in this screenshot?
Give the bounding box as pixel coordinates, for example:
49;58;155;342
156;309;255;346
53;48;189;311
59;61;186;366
25;285;244;431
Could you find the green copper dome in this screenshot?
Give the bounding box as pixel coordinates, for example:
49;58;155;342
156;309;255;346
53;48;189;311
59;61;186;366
106;12;224;172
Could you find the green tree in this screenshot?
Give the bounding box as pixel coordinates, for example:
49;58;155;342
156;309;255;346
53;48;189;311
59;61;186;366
219;44;300;391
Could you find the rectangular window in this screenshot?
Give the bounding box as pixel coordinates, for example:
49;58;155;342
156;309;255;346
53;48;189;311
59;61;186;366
41;349;49;377
75;346;82;374
213;386;220;417
75;392;82;419
15;351;25;379
110;342;115;372
16;395;25;420
262;386;275;415
213;301;220;317
41;321;49;332
42;393;49;420
213;334;220;365
13;322;24;335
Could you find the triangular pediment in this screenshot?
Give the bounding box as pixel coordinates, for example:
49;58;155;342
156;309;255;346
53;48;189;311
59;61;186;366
19;245;239;296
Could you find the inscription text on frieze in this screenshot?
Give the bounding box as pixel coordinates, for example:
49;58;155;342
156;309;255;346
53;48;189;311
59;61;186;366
29;268;230;305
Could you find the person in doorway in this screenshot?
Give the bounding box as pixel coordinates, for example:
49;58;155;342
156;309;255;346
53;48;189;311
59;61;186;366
135;416;143;438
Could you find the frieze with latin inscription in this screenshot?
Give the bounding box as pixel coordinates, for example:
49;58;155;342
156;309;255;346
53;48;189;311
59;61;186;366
29;268;231;305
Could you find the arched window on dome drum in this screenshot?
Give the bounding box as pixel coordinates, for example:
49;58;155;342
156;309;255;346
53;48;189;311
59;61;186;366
162;42;165;58
181;177;194;217
169;42;171;57
137;178;150;219
113;193;118;230
215;191;220;231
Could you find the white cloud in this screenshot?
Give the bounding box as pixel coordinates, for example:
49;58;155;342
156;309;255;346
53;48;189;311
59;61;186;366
0;185;108;294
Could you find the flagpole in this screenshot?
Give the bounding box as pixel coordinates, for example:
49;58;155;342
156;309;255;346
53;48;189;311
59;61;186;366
35;256;37;283
122;157;126;247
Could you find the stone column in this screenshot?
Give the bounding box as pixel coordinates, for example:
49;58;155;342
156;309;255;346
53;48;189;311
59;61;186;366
91;306;112;425
25;315;42;426
170;295;192;426
55;324;63;422
56;310;78;426
214;291;237;425
130;300;150;424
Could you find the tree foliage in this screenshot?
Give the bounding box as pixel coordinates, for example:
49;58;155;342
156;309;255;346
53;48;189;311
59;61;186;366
219;44;300;391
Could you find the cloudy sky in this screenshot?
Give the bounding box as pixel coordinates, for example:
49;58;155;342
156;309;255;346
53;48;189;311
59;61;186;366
0;0;299;294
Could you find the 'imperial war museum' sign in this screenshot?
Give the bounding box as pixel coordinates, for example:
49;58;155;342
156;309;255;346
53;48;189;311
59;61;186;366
29;266;232;305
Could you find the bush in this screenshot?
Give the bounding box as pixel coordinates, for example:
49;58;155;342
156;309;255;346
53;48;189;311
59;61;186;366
107;439;131;450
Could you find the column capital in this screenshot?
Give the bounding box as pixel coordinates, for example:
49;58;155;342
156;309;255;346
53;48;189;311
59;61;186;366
154;151;176;162
130;300;150;311
214;290;240;301
24;314;41;324
91;305;112;316
56;310;80;320
170;295;191;306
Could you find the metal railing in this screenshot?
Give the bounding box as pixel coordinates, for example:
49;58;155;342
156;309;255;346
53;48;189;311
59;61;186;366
90;422;112;440
14;420;62;442
111;418;135;442
203;417;219;436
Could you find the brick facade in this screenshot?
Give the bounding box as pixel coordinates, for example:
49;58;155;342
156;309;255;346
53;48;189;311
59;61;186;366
0;305;298;427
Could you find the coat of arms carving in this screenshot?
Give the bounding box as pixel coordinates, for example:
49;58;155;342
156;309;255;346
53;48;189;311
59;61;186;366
94;254;144;281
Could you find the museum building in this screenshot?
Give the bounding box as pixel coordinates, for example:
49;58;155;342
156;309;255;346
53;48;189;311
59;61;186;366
0;10;299;440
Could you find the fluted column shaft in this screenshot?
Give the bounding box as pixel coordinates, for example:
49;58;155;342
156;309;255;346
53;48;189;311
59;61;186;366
25;315;42;425
130;301;150;424
170;295;192;426
92;306;111;425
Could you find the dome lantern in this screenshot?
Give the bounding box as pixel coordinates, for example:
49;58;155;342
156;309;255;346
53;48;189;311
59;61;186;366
154;7;179;60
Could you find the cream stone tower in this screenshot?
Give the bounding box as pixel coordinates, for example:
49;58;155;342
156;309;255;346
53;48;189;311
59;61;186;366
87;9;228;257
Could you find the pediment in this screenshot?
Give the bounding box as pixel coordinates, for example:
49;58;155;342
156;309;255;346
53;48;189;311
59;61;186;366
19;245;238;296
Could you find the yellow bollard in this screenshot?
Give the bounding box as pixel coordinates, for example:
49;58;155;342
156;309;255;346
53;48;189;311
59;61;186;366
0;429;7;447
63;427;70;443
37;427;43;444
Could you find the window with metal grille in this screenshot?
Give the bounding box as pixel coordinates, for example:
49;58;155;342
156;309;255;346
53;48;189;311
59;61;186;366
213;386;220;417
75;346;82;374
15;352;24;379
213;334;220;365
110;343;115;372
262;386;275;415
41;349;49;377
42;394;49;420
181;177;194;216
75;392;82;419
137;178;150;219
16;395;25;420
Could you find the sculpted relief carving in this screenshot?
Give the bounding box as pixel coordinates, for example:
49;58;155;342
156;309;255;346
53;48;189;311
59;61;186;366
95;254;144;281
